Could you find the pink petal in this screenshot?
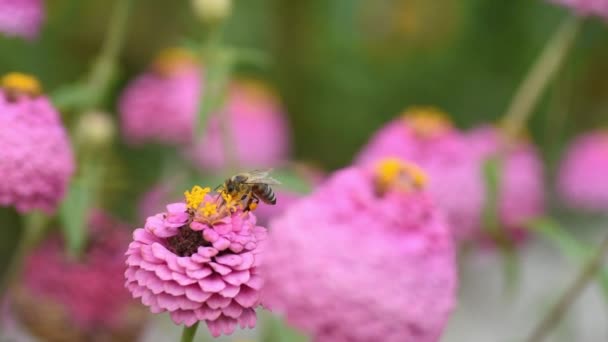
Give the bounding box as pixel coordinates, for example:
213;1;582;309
151;243;170;260
206;316;237;337
213;237;231;251
164;281;186;296
214;254;242;267
223;270;250;286
246;274;263;290
146;276;165;294
234;286;259;308
191;253;211;263
199;275;226;292
207;294;232;309
133;228;158;244
219;285;240;298
209;262;232;276
185;266;213;280
170;310;199;327
185;285;212;302
222;300;244;318
195;305;222;321
154;265;173;281
233;252;254;271
197;247;218;258
178;296;203;310
229;242;244;253
172;272;197;286
203;228;219;242
238;308;257;328
177;257;200;270
157;293;181;311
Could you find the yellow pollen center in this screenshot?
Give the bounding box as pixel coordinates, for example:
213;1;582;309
184;186;211;210
375;158;428;194
401;106;452;138
220;191;240;212
153;48;198;75
1;72;42;97
199;202;218;217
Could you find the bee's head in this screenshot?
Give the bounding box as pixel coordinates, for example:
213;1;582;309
226;180;237;193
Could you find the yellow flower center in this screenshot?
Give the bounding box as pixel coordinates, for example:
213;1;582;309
374;158;428;194
220;191;240;213
1;72;42;97
153;47;198;76
401;106;452;138
184;186;211;210
199;202;218;217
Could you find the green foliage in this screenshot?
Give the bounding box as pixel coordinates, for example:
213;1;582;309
528;217;608;302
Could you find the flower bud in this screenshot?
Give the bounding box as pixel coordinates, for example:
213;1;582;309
75;110;116;149
192;0;232;25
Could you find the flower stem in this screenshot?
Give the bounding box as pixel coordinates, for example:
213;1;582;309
86;0;135;108
180;322;200;342
195;25;239;173
0;211;43;298
524;229;608;342
501;15;581;137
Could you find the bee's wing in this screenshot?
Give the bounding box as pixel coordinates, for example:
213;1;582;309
243;169;281;185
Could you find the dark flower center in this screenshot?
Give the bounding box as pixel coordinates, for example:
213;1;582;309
166;226;210;257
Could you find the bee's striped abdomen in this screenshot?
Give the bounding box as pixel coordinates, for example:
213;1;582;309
253;184;276;205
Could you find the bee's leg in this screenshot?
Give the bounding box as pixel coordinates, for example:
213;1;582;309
244;194;260;212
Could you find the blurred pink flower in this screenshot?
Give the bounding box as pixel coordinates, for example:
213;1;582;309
550;0;608;19
14;211;146;342
356;108;545;242
0;0;44;40
557;131;608;211
190;80;290;171
119;48;201;146
467;126;545;240
0;73;74;214
262;159;457;342
253;163;326;225
125;187;267;337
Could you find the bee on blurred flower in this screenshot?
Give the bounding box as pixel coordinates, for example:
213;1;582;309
218;169;280;211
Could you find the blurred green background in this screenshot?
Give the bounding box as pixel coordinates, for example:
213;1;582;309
1;1;608;340
0;0;606;171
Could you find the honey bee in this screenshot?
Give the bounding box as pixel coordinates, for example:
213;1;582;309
218;169;281;211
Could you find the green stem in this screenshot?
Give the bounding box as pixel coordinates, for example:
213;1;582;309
0;213;43;297
180;322;200;342
195;26;239;173
501;15;581;137
86;0;135;108
524;229;608;342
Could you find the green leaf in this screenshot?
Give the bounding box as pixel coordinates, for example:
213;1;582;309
527;217;589;258
50;82;93;112
481;156;502;234
58;162;102;257
482;156;520;292
527;217;608;302
271;169;313;194
260;311;309;342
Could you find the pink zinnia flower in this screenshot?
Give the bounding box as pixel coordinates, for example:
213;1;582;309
0;73;74;214
557;131;608;211
125;186;267;337
356;108;545;242
467;126;545;239
191;79;290;171
263;159;457;342
550;0;608;20
13;211;146;342
253;163;325;225
119;48;201;146
0;0;44;40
